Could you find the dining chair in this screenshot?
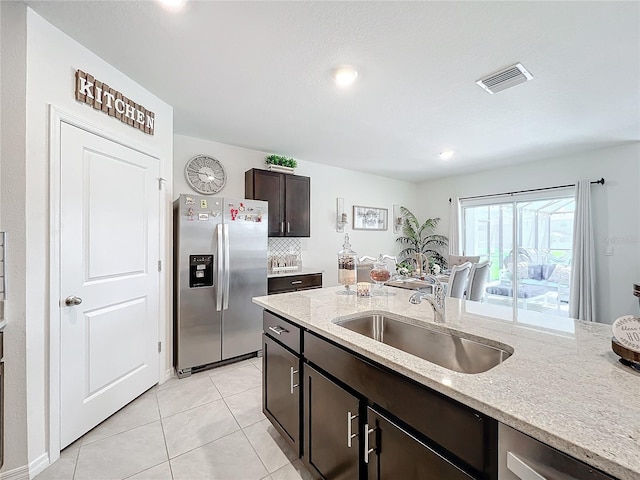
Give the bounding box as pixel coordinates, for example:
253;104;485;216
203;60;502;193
467;261;490;301
445;262;472;299
448;254;480;268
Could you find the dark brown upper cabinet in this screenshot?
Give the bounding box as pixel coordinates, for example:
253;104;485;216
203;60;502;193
245;169;310;237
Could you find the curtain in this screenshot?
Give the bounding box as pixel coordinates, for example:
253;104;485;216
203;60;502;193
569;180;596;321
449;197;461;255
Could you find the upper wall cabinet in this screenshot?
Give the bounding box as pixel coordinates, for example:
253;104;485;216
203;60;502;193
245;169;310;237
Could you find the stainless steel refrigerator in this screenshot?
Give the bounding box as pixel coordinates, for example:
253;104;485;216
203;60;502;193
173;194;268;378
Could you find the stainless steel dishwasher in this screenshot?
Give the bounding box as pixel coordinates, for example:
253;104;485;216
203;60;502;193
498;423;615;480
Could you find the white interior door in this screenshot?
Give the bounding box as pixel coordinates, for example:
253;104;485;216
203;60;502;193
59;122;160;448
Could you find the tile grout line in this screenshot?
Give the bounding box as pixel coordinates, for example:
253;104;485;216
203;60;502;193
157;401;175;480
154;389;175;480
70;441;82;480
239;426;273;478
79;390;162;448
166;426;243;463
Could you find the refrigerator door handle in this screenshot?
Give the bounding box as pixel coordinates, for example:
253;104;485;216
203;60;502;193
216;223;223;311
223;224;230;310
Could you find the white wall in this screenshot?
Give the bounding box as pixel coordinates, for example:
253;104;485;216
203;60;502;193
0;7;173;476
415;142;640;324
0;2;29;474
174;135;418;285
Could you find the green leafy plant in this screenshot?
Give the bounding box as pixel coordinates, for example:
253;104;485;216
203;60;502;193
265;154;298;168
395;261;414;276
396;206;449;268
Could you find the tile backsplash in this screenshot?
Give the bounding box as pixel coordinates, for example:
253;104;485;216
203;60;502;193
268;238;302;270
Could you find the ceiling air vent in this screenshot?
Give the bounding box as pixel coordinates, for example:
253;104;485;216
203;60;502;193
476;63;533;94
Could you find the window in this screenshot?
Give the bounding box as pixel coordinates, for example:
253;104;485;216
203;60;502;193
461;189;574;316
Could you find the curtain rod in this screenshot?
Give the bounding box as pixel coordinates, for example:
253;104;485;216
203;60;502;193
448;177;604;203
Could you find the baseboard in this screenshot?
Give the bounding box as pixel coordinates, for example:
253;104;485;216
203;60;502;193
162;367;174;384
0;463;29;480
29;453;50;478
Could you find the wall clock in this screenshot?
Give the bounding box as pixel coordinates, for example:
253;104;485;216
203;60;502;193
184;154;227;195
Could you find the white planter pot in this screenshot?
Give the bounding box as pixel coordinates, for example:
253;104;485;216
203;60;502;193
267;164;295;174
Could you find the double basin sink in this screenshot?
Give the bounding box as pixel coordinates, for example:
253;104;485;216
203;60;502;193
335;314;512;374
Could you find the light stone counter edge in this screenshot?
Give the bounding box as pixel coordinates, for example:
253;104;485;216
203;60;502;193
253;286;640;480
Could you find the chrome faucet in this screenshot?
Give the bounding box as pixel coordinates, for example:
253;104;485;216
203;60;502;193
409;275;446;323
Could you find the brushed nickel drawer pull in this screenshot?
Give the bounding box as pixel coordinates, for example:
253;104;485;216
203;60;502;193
290;367;299;394
268;325;288;335
364;424;376;463
347;411;359;448
291;281;303;285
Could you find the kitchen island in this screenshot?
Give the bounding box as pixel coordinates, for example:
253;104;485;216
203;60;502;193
253;286;640;480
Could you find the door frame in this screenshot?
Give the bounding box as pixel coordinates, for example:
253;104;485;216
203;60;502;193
47;105;170;462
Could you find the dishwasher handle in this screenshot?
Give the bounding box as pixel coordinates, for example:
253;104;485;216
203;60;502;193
507;452;547;480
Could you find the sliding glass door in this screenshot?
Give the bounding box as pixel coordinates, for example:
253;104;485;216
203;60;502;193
461;190;574;317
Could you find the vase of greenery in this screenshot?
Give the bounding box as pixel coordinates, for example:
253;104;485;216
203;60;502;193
265;154;298;173
396;206;449;271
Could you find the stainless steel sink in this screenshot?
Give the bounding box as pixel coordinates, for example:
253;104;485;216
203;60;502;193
335;314;512;374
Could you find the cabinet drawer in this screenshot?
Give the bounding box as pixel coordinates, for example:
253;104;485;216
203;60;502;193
304;331;494;477
268;274;322;294
263;311;301;354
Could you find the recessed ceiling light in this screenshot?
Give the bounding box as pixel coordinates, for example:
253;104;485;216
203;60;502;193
333;67;358;87
157;0;186;10
439;150;455;160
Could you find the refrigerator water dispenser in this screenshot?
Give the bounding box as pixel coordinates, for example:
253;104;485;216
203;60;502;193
189;255;214;288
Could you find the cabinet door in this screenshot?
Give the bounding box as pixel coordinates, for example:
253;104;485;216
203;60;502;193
284;174;310;237
366;407;475;480
263;334;301;455
248;170;285;236
304;364;360;480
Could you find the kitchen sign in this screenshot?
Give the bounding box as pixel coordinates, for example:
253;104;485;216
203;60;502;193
75;69;155;135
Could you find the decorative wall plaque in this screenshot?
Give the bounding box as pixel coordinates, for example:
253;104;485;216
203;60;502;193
75;69;155;135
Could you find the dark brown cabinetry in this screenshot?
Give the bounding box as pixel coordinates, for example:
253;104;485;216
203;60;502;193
303;364;360;480
365;407;474;480
268;273;322;294
262;312;303;456
262;309;497;480
303;331;495;478
245;169;310;237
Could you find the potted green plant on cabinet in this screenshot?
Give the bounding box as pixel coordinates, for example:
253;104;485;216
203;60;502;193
396;206;448;272
265;154;298;174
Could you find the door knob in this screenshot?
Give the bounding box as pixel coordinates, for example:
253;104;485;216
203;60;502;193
65;295;83;306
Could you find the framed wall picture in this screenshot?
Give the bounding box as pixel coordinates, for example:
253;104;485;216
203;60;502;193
353;205;388;231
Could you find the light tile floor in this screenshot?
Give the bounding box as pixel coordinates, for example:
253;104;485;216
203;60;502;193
36;357;314;480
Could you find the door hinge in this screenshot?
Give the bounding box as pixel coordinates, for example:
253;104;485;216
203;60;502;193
158;177;166;190
158;341;162;353
158;260;162;272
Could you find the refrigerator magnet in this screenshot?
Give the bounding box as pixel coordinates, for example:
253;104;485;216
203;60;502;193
198;213;209;221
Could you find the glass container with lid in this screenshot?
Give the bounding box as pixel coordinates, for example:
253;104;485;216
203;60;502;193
362;254;396;295
337;234;357;295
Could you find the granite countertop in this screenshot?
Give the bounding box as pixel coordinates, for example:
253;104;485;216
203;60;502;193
253;286;640;480
267;267;323;278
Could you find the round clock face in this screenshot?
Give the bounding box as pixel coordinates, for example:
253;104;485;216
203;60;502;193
185;155;227;195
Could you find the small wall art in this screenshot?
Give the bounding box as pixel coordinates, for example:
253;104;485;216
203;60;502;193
353;205;388;231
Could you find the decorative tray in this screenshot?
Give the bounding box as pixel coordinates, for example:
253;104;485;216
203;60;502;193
611;315;640;371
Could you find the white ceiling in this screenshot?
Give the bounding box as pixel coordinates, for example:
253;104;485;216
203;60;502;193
25;1;640;182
